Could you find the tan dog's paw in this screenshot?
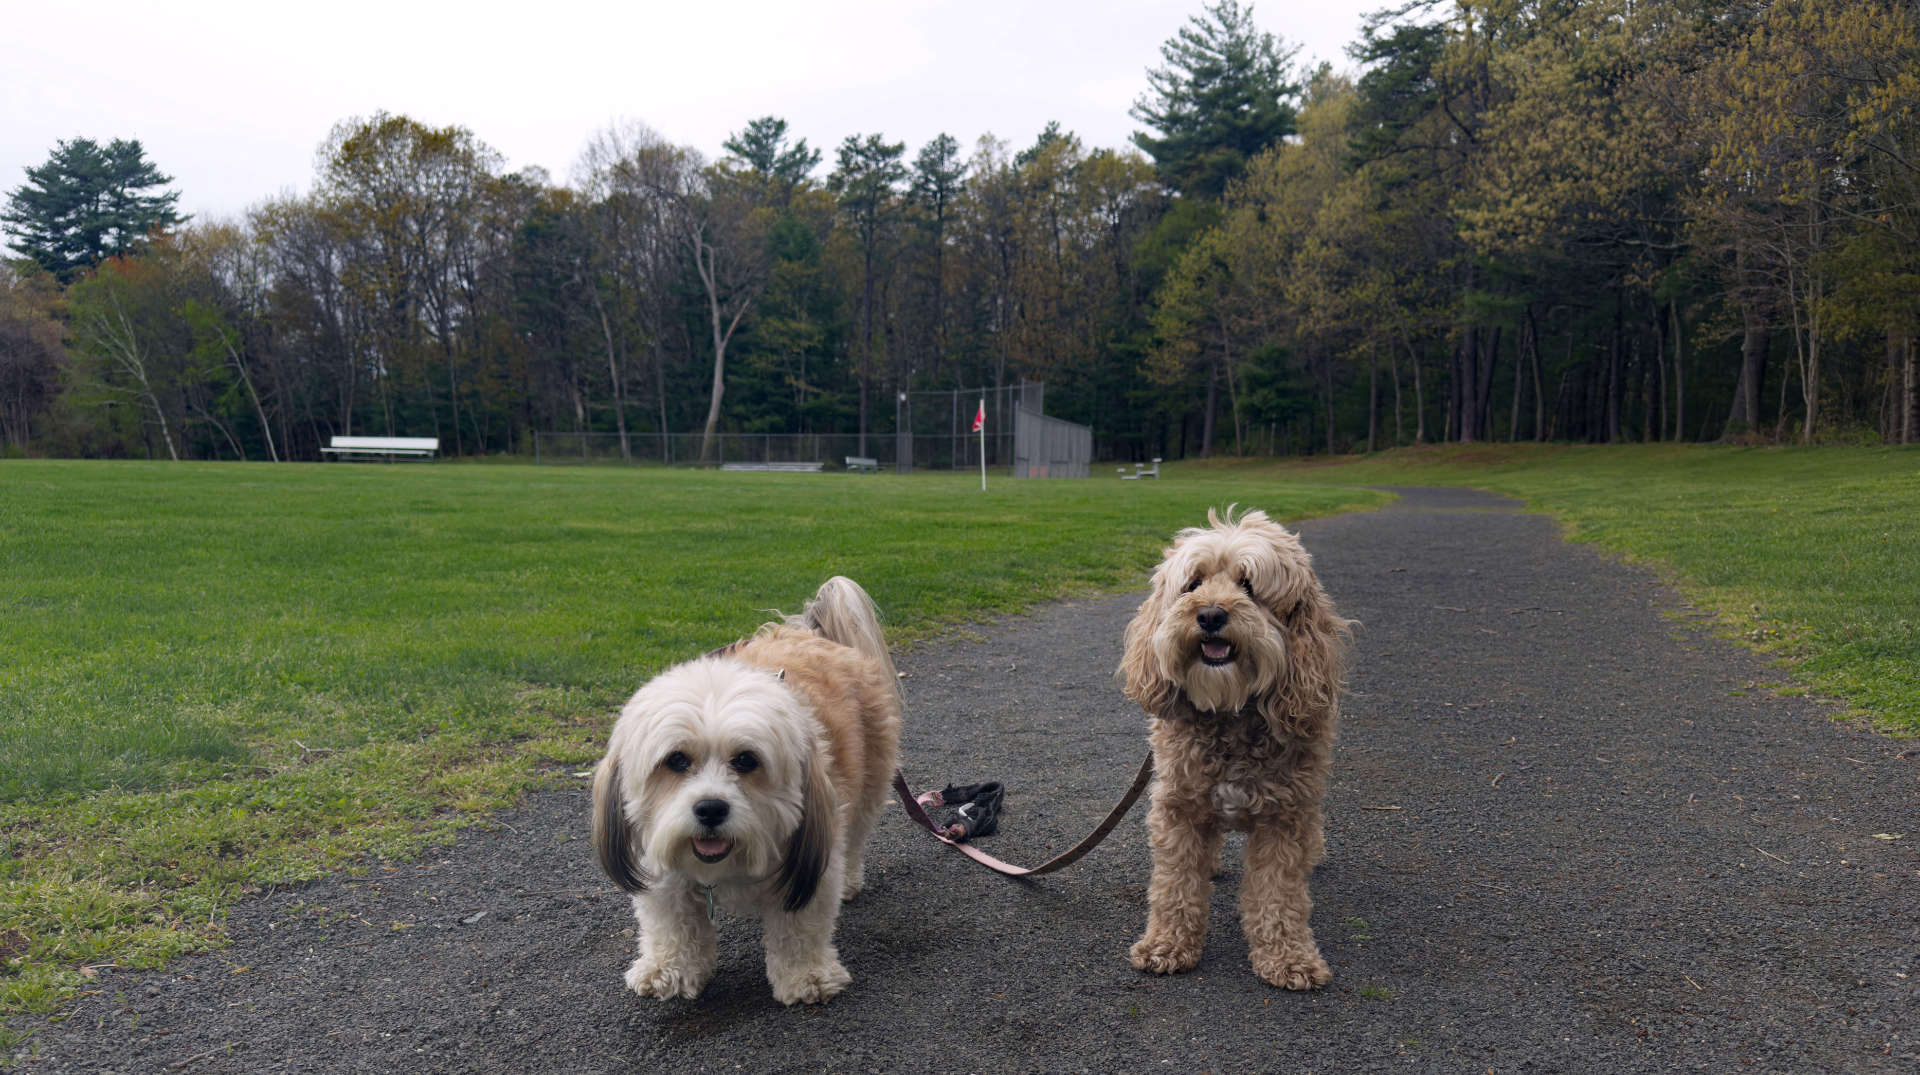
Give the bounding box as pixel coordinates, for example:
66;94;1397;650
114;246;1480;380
770;960;852;1005
625;957;708;1000
1250;947;1331;990
1129;933;1202;975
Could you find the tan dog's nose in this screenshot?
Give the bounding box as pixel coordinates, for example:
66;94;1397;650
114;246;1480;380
1196;605;1228;633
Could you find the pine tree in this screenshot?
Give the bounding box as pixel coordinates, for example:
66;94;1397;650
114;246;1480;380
722;117;822;204
1131;0;1303;199
2;138;185;282
829;134;907;454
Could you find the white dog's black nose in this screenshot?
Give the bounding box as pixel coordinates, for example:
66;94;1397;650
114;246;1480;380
693;798;730;827
1196;605;1229;633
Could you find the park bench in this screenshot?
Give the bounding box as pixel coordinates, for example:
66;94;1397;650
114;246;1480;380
1118;457;1162;479
718;461;825;472
320;436;439;461
845;456;880;473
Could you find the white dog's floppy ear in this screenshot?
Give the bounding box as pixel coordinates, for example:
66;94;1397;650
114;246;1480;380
774;744;838;911
592;756;649;893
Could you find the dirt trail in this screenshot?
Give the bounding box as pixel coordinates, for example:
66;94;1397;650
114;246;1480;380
14;487;1916;1073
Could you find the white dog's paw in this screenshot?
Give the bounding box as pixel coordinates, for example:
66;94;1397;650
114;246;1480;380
769;960;852;1005
841;865;866;900
625;957;709;1000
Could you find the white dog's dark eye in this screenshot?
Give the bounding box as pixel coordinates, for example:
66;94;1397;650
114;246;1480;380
663;751;691;773
729;752;759;775
1183;577;1202;593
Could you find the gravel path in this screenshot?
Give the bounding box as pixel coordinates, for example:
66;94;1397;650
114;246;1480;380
14;487;1917;1073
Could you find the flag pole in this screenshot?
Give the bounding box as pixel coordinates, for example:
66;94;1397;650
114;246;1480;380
977;397;986;491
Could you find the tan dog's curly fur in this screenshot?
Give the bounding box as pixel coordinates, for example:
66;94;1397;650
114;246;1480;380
1119;507;1350;989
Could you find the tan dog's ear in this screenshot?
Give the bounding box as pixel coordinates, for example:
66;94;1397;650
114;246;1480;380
1255;528;1352;739
1252;520;1317;615
1119;560;1179;717
592;757;649;893
774;745;838;912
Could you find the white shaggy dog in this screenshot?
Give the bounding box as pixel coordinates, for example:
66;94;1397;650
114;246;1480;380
592;577;902;1005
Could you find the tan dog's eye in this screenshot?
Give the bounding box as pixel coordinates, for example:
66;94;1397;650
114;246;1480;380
729;752;759;775
662;751;691;773
1183;577;1202;593
1239;578;1256;598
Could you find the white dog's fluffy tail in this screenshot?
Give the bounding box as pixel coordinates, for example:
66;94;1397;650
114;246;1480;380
795;576;902;705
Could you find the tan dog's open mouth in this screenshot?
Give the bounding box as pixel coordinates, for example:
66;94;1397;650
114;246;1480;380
1199;638;1235;665
692;836;732;863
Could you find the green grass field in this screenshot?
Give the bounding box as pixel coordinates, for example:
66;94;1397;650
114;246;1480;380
0;461;1384;1036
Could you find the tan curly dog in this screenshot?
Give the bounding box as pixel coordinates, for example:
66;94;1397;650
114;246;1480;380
1119;507;1351;990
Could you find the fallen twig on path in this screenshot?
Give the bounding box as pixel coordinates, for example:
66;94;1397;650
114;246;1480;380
167;1044;233;1070
1749;842;1790;865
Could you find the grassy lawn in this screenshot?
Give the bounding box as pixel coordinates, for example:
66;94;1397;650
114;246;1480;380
1203;443;1920;734
0;460;1385;1040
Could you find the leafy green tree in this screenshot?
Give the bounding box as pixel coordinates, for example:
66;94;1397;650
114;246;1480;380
65;249;198;460
1131;0;1302;199
1689;0;1916;442
317;113;504;451
3;138;185;282
0;264;65;451
1146;224;1236;454
731;195;847;435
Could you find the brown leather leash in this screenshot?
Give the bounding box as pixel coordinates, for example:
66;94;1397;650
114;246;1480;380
701;637;1153;877
891;752;1155;877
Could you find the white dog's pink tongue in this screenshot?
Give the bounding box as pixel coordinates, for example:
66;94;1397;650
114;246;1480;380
693;836;730;857
1202;640;1232;661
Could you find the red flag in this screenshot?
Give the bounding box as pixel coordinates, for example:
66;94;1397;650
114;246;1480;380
971;400;985;432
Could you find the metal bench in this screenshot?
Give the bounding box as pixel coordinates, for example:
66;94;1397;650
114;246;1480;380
718;462;825;472
1118;457;1161;480
320;436;439;461
845;456;880;473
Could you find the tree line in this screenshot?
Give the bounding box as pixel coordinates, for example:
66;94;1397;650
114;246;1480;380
3;0;1915;463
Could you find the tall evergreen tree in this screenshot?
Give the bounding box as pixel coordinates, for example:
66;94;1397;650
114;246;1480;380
722;116;822;204
909;134;966;375
1131;0;1303;199
2;138;185;282
829;134;907;454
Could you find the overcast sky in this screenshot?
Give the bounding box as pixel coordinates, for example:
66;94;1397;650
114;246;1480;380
4;0;1393;223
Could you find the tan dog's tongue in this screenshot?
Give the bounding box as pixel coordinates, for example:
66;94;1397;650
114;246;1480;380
693;836;730;856
1202;640;1232;660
